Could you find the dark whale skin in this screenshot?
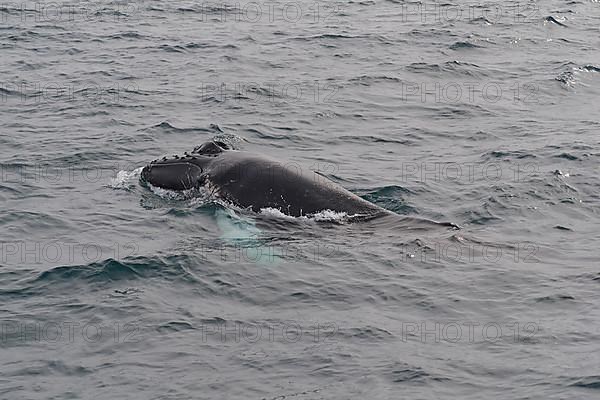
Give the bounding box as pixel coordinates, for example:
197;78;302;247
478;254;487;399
141;143;388;218
205;151;386;217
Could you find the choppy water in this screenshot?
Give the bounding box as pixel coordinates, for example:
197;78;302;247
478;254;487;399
1;1;599;399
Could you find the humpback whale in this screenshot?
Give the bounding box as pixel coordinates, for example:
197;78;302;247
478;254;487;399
141;141;457;227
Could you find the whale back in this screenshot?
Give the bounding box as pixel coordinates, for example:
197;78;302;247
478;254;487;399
205;151;385;217
141;141;387;217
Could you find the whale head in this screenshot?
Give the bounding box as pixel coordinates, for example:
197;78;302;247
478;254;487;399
141;141;230;190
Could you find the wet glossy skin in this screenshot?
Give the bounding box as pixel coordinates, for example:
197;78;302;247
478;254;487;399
141;141;387;217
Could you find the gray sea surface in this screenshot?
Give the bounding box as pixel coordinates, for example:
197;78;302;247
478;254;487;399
1;1;599;399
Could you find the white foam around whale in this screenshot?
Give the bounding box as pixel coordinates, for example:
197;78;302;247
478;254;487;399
109;167;143;190
260;207;350;222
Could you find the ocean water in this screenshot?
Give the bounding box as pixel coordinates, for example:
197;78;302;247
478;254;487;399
1;1;599;399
